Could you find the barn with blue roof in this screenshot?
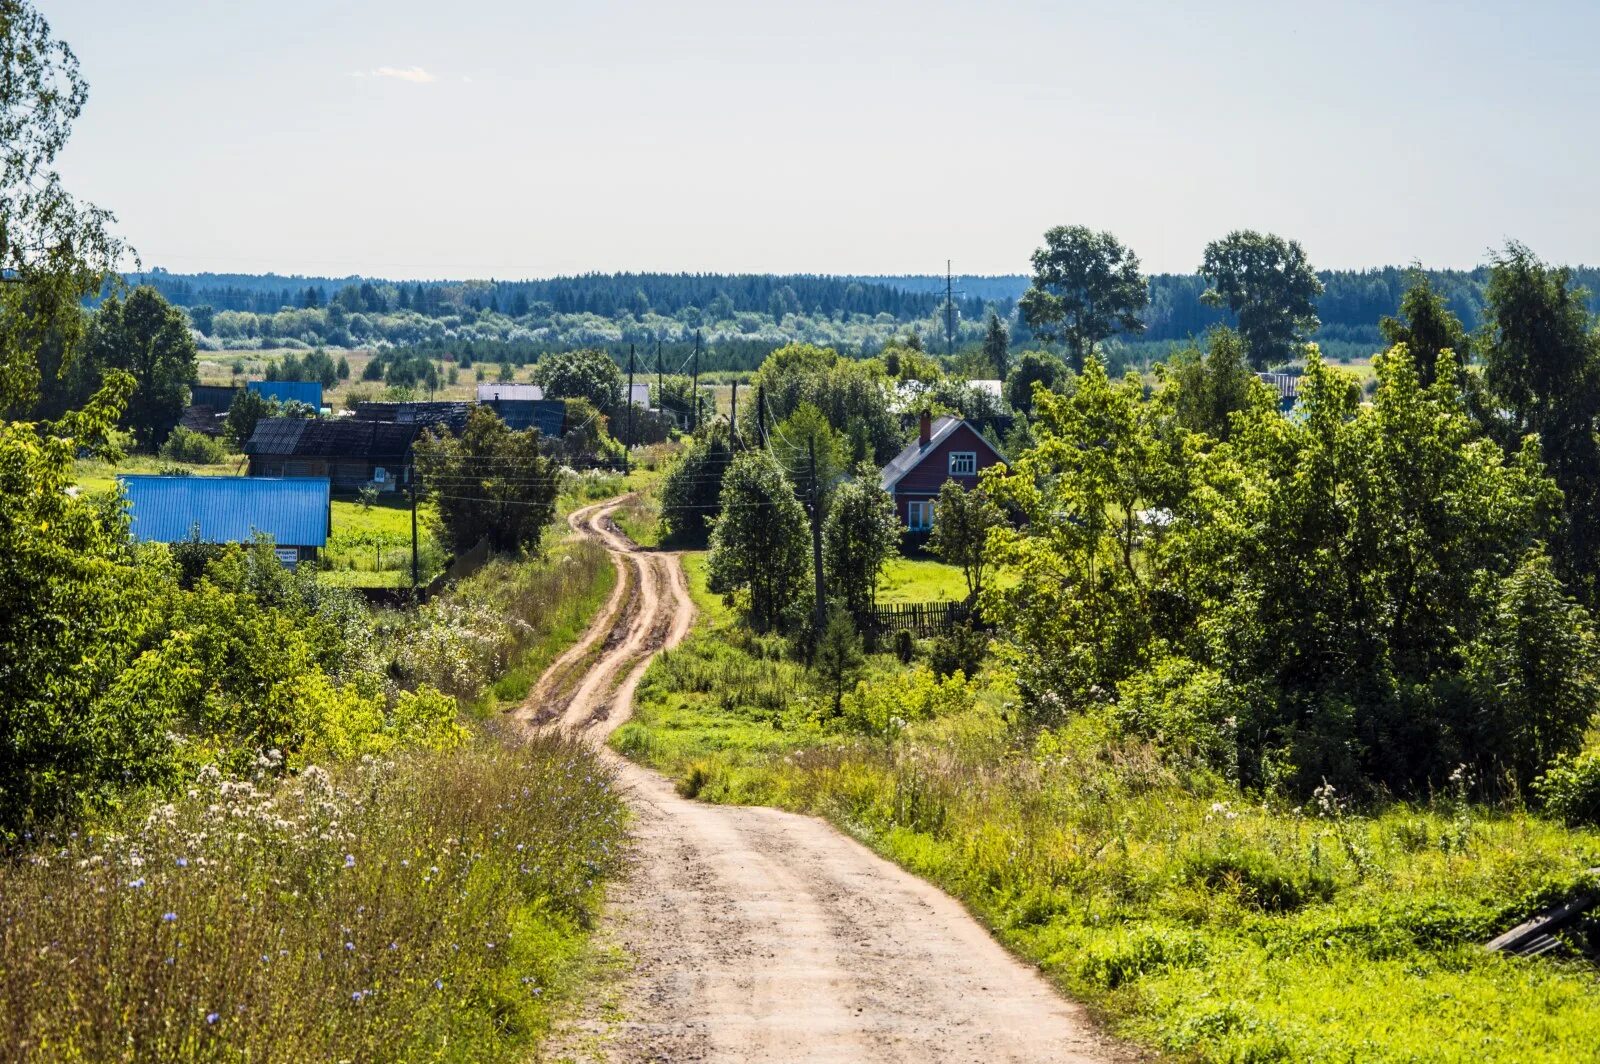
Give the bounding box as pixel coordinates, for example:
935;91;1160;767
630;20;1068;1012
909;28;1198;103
120;475;330;567
247;380;324;410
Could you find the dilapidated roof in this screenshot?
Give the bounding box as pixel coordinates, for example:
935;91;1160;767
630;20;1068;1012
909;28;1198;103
245;417;421;461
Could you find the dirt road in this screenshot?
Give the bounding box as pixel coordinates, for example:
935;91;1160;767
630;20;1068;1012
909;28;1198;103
531;498;1128;1064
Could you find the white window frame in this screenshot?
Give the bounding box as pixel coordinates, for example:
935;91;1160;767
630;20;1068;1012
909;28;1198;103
907;499;933;532
949;451;977;476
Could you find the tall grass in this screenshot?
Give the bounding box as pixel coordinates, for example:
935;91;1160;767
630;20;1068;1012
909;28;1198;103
0;731;625;1062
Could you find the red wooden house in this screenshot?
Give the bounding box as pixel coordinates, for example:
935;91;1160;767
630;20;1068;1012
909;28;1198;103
879;412;1006;535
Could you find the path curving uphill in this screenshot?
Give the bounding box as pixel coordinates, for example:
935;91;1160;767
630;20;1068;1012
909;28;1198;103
530;497;1129;1064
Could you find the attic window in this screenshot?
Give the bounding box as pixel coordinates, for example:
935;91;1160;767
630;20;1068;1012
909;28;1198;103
949;451;977;476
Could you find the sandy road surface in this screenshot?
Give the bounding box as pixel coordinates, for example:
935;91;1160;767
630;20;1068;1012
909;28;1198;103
531;498;1129;1064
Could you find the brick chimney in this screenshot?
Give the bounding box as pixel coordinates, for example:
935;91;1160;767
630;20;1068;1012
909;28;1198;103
919;410;932;447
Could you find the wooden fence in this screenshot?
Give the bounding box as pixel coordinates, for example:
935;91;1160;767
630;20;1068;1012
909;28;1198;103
869;600;968;637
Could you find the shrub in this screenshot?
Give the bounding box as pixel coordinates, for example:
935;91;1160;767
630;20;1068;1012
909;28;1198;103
893;628;914;664
930;622;988;680
1535;749;1600;826
840;665;976;738
158;426;226;464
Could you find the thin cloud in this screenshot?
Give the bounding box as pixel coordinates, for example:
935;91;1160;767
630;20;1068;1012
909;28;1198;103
351;66;437;83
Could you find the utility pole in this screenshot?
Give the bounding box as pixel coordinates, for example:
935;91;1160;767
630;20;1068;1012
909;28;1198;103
808;437;826;635
409;478;419;588
656;337;664;424
945;258;954;358
691;329;702;433
757;383;768;448
625;342;636;473
729;378;739;450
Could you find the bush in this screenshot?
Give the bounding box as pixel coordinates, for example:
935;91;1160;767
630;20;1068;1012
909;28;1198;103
840;665;976;738
930;622;987;679
1535;749;1600;826
158;426;226;464
893;628;914;664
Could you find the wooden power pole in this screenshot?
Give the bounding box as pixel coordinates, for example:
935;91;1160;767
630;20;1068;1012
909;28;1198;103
691;329;702;432
808;437;826;634
625;342;636;473
729;378;739;450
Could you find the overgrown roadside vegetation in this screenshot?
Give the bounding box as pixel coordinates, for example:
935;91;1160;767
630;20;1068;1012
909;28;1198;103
615;558;1600;1062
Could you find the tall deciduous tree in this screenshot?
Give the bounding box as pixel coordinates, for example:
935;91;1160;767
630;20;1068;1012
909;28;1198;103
413;406;558;555
1199;230;1323;368
1380;271;1471;387
1481;241;1600;602
1018;226;1149;371
822;477;901;622
533;348;623;414
927;480;1003;604
1164;327;1257;441
659;422;733;542
1004;350;1068;415
707;451;811;633
83;287;196;450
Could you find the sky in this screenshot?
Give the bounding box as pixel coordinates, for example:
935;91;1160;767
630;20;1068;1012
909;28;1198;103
42;0;1600;280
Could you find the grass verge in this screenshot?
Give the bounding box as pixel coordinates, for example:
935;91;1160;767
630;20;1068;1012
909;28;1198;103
613;555;1600;1063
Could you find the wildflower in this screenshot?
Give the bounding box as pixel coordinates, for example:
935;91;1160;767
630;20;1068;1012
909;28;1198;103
163;912;178;923
175;857;189;868
206;1012;219;1025
433;978;444;990
351;990;367;1003
344;854;356;868
127;877;146;889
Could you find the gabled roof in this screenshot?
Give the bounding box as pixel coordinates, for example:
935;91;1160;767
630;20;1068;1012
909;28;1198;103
120;475;329;547
483;398;566;436
245;416;421;460
879;416;1006;492
354;401;472;432
248;380;324;409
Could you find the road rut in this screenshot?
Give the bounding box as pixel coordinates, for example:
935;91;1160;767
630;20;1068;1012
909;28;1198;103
531;498;1128;1063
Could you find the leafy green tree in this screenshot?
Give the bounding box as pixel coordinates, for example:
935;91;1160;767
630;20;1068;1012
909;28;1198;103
812;606;864;716
1200;230;1323;368
186;304;216;334
534;348;623;414
747;343;902;464
822;477;901;622
1379;271;1471;387
707;451;811;632
1163;327;1257;440
0;1;126;414
1018;225;1149;371
224;384;274;447
1480;243;1600;602
83;286;197;450
927;480;1003;603
413;406;559;554
1003;350;1068;414
770;402;849;510
982;310;1010;377
659;423;733;542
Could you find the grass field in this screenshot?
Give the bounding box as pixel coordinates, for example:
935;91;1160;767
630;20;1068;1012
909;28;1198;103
875;557;969;603
613;555;1600;1064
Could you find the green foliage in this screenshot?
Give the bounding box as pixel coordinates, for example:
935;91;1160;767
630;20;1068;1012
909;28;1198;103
812;607;865;716
1380;271;1471;387
534;348;624;414
158;425;225;464
1003;350;1068;414
1200;230;1324;368
83;287;198;450
746;343;902;464
981;310;1010;377
413;405;559;555
929;622;988;680
1162;326;1257;440
1535;748;1600;827
707;451;811;633
822;478;901;621
659;423;733;542
926;480;1002;602
1019;225;1149;370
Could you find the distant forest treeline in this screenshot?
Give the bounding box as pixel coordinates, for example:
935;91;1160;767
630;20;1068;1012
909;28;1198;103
127;264;1600;359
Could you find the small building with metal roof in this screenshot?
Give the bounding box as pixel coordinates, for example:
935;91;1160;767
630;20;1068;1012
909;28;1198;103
244;417;420;492
120;474;330;567
476;382;544;402
248;380;324;410
483;397;567;436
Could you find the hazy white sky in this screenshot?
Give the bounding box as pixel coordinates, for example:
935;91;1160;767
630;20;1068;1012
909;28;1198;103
43;0;1600;279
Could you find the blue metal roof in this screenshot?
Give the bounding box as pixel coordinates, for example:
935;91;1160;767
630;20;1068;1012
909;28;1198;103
120;475;329;547
248;380;324;409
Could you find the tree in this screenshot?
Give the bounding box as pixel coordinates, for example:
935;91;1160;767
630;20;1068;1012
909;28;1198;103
413;406;559;555
0;0;126;413
659;423;733;542
927;480;1003;603
1004;350;1068;414
1379;271;1471;387
747;343;902;464
982;310;1010;377
769;402;849;511
224;388;271;449
707;451;811;632
1199;230;1323;368
534;348;624;414
823;477;902;622
336;354;351;380
1018;225;1149;371
1163;327;1257;440
1480;242;1600;601
83;286;197;450
812;607;864;717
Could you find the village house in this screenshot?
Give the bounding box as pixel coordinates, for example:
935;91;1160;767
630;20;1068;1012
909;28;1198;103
244;417;420;492
879;412;1005;538
119;474;330;567
248;380;324;410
